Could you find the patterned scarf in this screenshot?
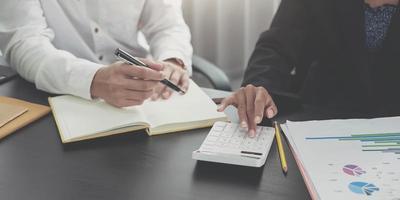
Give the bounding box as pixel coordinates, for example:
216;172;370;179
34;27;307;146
364;4;398;50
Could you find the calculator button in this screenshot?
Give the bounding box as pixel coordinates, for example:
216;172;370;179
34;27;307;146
221;131;233;138
212;126;224;132
209;131;221;137
259;134;268;141
206;136;218;141
214;142;224;148
218;137;229;143
225;143;235;149
230;138;241;145
261;127;269;131
236;130;247;138
226;124;238;131
205;136;218;143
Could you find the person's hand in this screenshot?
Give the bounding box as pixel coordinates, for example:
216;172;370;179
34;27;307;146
90;60;164;107
151;60;189;100
217;84;278;137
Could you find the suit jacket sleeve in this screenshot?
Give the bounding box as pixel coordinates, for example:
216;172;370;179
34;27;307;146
242;0;315;94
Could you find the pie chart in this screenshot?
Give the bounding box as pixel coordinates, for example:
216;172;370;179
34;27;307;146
348;182;379;196
343;164;366;176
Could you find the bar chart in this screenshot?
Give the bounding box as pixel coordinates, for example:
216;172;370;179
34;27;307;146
306;132;400;159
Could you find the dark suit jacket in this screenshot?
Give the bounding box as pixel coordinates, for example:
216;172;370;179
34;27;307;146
242;0;400;115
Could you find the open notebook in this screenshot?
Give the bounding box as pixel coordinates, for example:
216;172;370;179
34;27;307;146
49;80;228;143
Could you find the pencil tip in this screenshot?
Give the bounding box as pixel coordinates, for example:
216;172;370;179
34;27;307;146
283;166;288;174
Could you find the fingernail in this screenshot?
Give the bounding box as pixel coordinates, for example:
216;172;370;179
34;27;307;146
241;121;248;128
254;116;262;124
249;129;256;138
267;109;274;118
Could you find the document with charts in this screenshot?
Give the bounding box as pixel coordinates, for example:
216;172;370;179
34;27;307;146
49;80;227;143
282;117;400;200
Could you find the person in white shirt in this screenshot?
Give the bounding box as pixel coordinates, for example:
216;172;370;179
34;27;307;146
0;0;193;107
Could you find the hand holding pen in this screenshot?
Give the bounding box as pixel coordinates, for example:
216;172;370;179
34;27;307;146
90;57;164;108
114;48;187;98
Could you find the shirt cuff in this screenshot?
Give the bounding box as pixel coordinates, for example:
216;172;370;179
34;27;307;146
66;61;103;100
156;51;192;76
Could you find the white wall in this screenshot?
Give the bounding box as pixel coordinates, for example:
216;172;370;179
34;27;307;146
182;0;280;88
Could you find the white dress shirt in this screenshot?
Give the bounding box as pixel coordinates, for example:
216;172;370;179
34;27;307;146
0;0;192;99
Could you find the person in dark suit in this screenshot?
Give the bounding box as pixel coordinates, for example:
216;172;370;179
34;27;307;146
219;0;400;136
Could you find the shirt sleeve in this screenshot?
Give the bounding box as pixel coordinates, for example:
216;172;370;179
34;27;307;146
139;0;193;75
0;0;103;99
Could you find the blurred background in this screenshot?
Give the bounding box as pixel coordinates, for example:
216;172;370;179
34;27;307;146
182;0;280;89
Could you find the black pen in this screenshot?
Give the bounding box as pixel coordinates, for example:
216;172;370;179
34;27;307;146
114;48;186;95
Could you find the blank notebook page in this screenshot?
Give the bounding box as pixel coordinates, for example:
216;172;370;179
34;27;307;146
50;96;146;140
140;80;226;128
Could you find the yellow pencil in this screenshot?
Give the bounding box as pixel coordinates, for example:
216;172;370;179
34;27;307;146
274;121;288;174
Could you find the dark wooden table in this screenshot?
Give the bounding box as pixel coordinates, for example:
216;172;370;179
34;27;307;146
0;77;318;200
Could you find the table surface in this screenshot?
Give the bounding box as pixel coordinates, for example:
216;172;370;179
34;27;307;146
0;77;366;200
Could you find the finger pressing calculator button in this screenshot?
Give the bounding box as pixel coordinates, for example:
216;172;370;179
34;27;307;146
193;122;275;167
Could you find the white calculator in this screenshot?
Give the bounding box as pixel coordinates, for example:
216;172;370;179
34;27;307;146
192;121;275;167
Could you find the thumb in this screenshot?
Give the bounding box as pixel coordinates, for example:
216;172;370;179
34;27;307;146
217;96;234;112
217;102;228;112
